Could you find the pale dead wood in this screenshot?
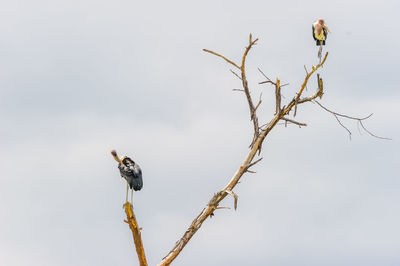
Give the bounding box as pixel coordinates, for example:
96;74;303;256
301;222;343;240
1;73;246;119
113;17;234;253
246;157;263;169
281;117;307;127
203;49;240;69
124;202;148;266
204;35;260;148
230;69;242;80
158;114;280;266
158;35;328;266
275;78;281;115
293;53;328;116
115;33;389;266
258;68;275;85
241;34;260;148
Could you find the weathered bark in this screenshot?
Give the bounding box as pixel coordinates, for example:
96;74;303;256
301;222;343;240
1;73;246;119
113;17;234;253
158;44;329;266
123;202;147;266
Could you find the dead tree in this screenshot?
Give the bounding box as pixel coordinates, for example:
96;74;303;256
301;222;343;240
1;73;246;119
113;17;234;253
112;34;389;266
158;33;331;266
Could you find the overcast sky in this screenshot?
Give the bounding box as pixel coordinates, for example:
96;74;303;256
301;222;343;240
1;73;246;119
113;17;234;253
1;0;399;265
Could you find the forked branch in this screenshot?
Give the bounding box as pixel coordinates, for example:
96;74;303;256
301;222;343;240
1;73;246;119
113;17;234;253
157;34;387;266
158;35;328;266
314;100;391;140
204;34;260;148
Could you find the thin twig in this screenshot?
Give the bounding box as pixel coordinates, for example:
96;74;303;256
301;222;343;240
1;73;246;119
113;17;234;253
224;190;239;210
230;69;242;80
258;68;276;85
203;49;240;69
314;100;391;140
247;157;263;169
253;93;263;114
357;120;363;135
334;115;352;140
359;121;392;140
314;100;372;121
281;118;307;127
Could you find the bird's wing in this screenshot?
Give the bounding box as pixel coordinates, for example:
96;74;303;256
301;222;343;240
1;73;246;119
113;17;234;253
132;164;142;178
131;163;143;190
323;28;328;40
312;25;317;41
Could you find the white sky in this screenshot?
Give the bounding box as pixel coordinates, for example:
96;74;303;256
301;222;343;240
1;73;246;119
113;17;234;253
0;0;399;265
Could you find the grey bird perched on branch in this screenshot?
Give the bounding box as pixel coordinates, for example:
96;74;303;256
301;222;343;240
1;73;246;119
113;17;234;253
111;150;143;204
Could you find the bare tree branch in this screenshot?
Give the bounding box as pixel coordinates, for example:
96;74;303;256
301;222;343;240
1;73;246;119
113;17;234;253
158;34;387;265
203;34;260;148
258;68;276;85
224;189;239;210
314;100;391;140
254;93;263;114
240;34;260;147
203;49;240;69
359;121;392;140
304;65;309;75
158;113;282;266
246;157;263;169
124;203;148;266
334;114;353;140
314;100;372;121
293;53;329;116
230;69;242;80
275;78;282;115
158;36;328;266
296;74;323;104
281;118;307;127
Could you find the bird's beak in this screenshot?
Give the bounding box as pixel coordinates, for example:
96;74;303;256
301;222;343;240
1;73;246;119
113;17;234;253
111;149;124;165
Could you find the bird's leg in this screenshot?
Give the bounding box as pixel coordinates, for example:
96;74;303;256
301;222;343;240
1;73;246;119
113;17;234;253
131;188;134;206
318;44;322;63
126;183;129;203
